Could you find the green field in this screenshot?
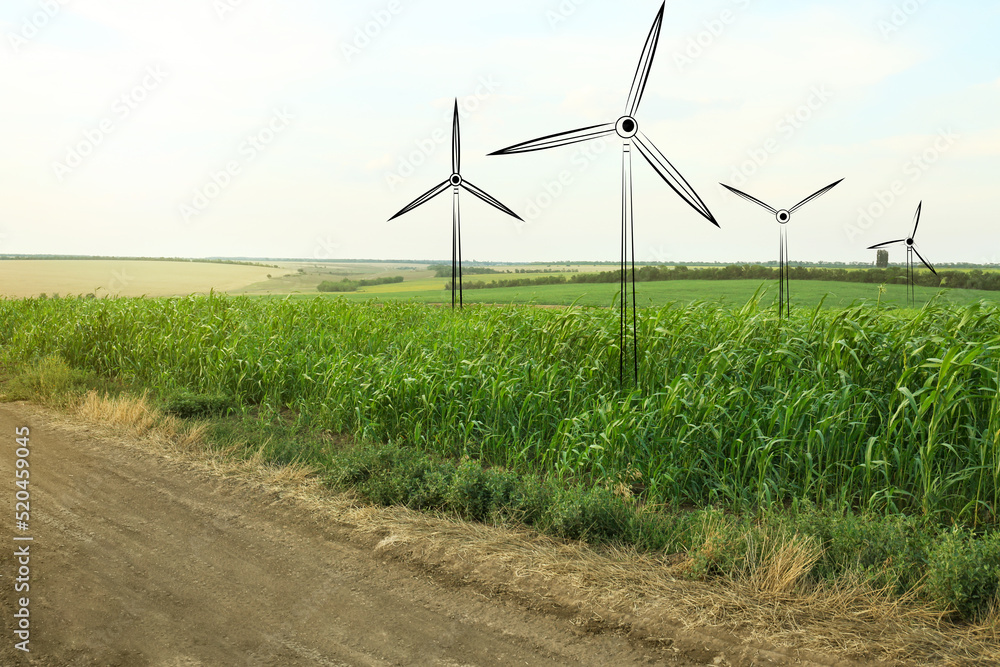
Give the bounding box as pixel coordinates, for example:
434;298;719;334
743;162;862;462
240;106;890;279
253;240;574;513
4;293;1000;620
3;294;997;522
337;279;1000;310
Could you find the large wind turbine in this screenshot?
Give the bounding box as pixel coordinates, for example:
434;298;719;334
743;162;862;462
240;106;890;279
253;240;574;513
721;179;843;318
490;2;718;386
867;202;937;307
390;100;522;309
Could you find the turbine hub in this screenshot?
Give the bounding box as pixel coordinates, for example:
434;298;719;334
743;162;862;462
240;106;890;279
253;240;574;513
776;209;791;225
450;174;462;187
615;116;638;139
906;238;914;246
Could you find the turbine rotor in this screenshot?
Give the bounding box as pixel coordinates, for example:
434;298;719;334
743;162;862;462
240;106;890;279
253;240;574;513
615;116;639;139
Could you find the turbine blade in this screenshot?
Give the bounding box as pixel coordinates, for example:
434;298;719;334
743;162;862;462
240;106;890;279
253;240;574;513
911;201;923;238
388;180;450;221
719;183;777;215
789;178;844;213
452;100;460;175
461;180;523;221
489;124;616;155
634;132;717;226
625;2;666;116
866;239;906;250
913;246;937;275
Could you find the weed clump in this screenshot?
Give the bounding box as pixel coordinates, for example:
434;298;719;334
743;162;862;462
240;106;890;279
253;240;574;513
3;355;95;405
925;528;1000;621
330;443;646;543
162;388;237;419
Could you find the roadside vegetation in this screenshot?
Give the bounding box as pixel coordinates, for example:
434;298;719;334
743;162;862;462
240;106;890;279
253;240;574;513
2;294;1000;628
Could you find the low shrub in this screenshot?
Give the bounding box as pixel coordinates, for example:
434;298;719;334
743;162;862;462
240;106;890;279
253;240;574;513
925;528;1000;620
790;504;932;594
4;355;95;405
162;388;237;418
545;486;636;543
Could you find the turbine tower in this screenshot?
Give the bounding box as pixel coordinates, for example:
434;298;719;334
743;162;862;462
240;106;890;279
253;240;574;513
390;100;523;309
490;2;718;387
867;202;937;307
720;179;843;318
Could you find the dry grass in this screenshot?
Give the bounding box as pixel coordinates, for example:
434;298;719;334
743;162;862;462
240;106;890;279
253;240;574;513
77;390;166;436
741;533;822;597
28;391;1000;666
0;259;282;298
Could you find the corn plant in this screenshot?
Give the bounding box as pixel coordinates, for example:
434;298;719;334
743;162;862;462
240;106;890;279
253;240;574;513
1;294;998;524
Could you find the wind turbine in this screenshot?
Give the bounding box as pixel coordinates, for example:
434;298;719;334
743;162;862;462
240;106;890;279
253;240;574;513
390;100;522;309
720;179;843;318
490;2;718;387
867;202;936;307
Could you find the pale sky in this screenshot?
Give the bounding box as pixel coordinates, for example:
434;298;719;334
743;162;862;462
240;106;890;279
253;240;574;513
0;1;997;264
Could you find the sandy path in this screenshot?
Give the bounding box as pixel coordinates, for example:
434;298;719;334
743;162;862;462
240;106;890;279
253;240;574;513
0;404;708;666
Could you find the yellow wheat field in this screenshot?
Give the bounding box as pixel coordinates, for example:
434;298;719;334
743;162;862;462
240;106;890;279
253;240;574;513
0;260;287;298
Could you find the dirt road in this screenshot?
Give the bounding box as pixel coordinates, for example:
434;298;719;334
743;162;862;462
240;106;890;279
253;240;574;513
0;403;755;666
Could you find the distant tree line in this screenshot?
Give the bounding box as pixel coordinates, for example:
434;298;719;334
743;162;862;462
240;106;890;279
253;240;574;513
430;265;502;277
510;268;579;274
447;276;571;291
430;265;581;278
318;276;404;293
447;265;1000;292
0;255;279;269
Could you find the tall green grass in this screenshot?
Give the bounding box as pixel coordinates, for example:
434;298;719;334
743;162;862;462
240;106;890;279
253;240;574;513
2;293;999;525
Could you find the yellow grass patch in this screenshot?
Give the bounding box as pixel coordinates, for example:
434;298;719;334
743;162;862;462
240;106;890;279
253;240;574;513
0;260;287;298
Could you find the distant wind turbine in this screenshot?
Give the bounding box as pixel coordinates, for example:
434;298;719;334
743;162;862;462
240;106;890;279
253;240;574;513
390;100;522;309
490;2;718;386
867;202;936;307
721;179;843;318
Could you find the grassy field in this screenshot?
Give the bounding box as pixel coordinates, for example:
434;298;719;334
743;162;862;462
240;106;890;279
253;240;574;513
335;278;1000;310
3;293;997;522
0;260;290;298
235;261;432;295
3;293;1000;622
7;258;997;307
